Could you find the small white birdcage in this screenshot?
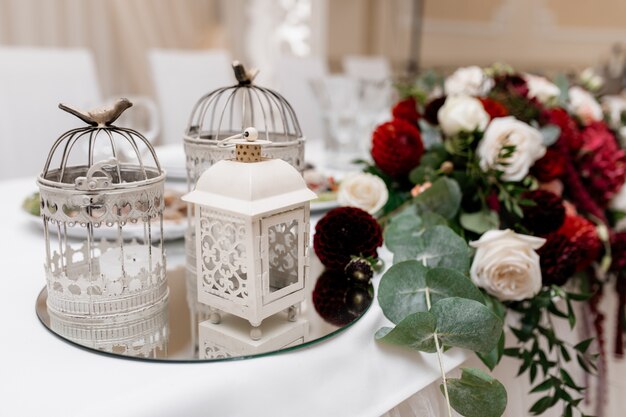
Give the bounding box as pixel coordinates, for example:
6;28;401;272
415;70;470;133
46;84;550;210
37;99;168;319
183;128;316;340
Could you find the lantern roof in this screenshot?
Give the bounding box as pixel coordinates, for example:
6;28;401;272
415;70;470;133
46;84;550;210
182;158;317;217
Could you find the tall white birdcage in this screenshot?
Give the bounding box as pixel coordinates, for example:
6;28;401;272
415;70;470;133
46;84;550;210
183;62;306;344
37;99;169;319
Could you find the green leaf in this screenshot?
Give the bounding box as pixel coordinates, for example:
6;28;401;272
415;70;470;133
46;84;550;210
530;378;556;393
392;225;471;273
460;210;500;234
377;260;429;324
426;267;485;305
539;124;561;147
375;312;437;353
574;338;594;353
377;263;484;324
418;119;444;149
445;368;507;417
430;297;503;353
383;213;424;256
477;332;505;371
530;395;557;415
413;177;462;219
421;211;448;227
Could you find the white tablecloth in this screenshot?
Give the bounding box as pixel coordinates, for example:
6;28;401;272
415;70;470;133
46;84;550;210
0;177;467;417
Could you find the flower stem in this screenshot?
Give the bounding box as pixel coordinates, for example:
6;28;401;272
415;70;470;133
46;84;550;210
425;285;453;417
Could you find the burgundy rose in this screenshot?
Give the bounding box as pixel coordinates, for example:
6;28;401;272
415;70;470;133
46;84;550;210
423;96;447;126
478;97;509;120
531;148;567;182
392;97;420;126
521;189;566;235
577;121;626;207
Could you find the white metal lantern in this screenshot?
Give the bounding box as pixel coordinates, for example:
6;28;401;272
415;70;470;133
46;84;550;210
183;128;316;340
37;99;168;319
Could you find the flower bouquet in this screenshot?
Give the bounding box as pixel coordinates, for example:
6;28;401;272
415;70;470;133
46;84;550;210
313;64;626;416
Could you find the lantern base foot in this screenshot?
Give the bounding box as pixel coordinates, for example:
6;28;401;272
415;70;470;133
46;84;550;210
250;326;262;340
287;305;298;322
209;312;221;324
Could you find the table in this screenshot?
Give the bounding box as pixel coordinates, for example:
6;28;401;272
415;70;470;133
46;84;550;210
0;177;466;417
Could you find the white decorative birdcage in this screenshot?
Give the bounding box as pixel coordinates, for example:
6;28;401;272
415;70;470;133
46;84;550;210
183;128;316;340
37;99;169;319
183;61;306;342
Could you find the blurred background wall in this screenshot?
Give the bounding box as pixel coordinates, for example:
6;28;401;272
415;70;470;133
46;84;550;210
1;0;624;97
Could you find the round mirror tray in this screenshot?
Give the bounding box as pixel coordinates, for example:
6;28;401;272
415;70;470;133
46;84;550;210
35;258;373;363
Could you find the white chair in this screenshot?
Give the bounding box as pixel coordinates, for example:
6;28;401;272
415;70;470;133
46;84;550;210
0;47;103;179
148;49;233;145
275;55;329;144
342;55;391;81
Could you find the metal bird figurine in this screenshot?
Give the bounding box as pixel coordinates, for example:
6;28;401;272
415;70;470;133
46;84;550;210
59;98;133;127
232;61;259;85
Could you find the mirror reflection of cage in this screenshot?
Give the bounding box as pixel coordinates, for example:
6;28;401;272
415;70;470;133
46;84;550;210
49;297;169;358
37;99;169;319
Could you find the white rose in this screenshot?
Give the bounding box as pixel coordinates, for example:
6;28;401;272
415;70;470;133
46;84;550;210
337;172;388;214
568;86;603;125
444;66;494;96
601;95;626;130
470;229;546;301
437;95;490;136
477;116;546;181
524;74;560;104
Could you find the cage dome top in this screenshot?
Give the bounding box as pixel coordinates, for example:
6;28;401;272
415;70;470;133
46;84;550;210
185;61;303;145
38;99;164;191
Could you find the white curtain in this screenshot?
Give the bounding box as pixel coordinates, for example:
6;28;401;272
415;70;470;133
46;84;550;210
0;0;226;96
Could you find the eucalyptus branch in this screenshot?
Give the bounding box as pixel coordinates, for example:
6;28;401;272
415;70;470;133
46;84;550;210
425;285;454;417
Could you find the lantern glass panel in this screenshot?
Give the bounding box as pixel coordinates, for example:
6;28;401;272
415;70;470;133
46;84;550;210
267;218;299;292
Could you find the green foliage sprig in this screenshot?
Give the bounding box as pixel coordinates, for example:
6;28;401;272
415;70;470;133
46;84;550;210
376;177;508;417
504;287;597;417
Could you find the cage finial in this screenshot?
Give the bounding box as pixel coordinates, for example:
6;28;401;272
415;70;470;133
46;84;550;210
232;61;259;85
59;98;133;127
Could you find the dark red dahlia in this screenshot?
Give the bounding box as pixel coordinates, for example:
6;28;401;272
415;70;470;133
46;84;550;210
423;96;446;126
556;214;602;271
531;148;567;182
314;207;383;270
312;270;372;326
521;190;566;235
492;73;529;97
577;121;626;207
478;97;508;120
392;97;420;126
542;107;583;153
538;233;579;286
371;119;424;178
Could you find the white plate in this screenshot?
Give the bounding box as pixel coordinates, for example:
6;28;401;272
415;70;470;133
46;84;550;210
153;144;187;180
310;199;339;213
25;212;187;242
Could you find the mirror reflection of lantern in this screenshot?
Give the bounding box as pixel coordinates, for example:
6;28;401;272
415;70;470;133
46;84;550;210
183;128;316;340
